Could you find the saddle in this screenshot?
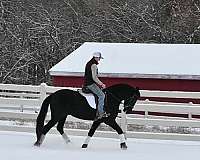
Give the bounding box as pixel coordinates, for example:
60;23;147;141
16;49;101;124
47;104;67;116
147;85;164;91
82;86;92;94
80;86;110;121
78;86;98;109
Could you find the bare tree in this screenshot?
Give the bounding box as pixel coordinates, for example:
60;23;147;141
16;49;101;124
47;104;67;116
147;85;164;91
0;0;199;85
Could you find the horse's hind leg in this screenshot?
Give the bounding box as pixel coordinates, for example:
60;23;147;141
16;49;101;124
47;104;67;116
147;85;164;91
82;120;102;148
57;116;70;144
104;119;127;150
35;119;58;146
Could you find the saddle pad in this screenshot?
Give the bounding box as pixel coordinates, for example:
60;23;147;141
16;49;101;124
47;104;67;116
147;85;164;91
80;93;96;109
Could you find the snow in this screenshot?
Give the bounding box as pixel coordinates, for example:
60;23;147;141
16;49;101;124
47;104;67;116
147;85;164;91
49;42;200;79
1;131;200;160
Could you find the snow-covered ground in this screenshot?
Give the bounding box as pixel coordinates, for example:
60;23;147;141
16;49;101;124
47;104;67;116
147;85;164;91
0;131;200;160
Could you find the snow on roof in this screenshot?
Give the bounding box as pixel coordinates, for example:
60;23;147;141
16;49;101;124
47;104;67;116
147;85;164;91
49;42;200;79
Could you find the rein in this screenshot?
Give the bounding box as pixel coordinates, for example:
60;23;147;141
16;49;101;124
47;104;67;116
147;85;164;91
105;90;134;108
105;90;124;104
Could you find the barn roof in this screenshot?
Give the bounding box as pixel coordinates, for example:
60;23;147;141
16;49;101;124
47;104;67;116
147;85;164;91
49;42;200;80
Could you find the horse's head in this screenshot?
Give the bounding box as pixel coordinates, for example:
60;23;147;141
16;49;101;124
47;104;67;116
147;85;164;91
123;87;140;113
104;84;140;113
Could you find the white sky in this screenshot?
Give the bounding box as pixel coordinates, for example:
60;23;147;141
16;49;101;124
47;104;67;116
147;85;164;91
1;131;200;160
49;43;200;78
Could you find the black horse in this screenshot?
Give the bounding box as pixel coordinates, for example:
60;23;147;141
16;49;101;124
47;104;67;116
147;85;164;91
34;83;140;149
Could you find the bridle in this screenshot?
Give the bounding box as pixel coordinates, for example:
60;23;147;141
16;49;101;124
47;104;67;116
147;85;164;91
105;90;137;110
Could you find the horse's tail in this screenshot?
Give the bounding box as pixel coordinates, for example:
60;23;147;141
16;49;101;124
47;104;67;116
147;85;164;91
36;95;51;140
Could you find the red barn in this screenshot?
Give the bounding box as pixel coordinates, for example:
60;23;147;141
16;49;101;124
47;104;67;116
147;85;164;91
49;42;200;90
49;42;200;118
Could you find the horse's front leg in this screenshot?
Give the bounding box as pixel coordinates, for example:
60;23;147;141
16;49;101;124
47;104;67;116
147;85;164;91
104;118;127;150
82;120;102;148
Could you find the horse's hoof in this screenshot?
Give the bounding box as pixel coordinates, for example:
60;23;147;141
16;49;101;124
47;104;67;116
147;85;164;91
82;144;88;148
34;141;41;147
65;139;71;144
62;133;71;144
120;142;127;150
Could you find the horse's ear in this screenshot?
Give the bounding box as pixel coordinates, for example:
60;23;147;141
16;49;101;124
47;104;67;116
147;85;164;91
135;87;140;98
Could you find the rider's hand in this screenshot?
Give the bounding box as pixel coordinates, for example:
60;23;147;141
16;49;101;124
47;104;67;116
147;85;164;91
101;83;106;89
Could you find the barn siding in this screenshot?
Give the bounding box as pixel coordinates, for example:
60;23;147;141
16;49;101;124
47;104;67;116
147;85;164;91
52;76;200;91
52;75;200;103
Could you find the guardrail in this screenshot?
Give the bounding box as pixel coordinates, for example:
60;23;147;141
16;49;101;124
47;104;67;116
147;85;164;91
1;83;200;141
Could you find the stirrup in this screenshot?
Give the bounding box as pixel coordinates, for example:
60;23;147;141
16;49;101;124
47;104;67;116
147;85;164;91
94;112;110;121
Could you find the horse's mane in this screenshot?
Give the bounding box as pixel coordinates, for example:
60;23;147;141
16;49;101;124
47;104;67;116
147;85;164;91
104;83;134;91
104;83;140;98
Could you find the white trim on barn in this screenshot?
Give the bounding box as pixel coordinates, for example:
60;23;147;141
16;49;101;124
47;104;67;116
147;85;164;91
49;42;200;80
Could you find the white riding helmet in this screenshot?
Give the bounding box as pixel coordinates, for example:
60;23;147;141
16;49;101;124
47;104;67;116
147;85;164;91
93;52;104;59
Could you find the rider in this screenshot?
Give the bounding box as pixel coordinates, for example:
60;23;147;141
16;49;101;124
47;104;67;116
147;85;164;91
83;52;109;120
